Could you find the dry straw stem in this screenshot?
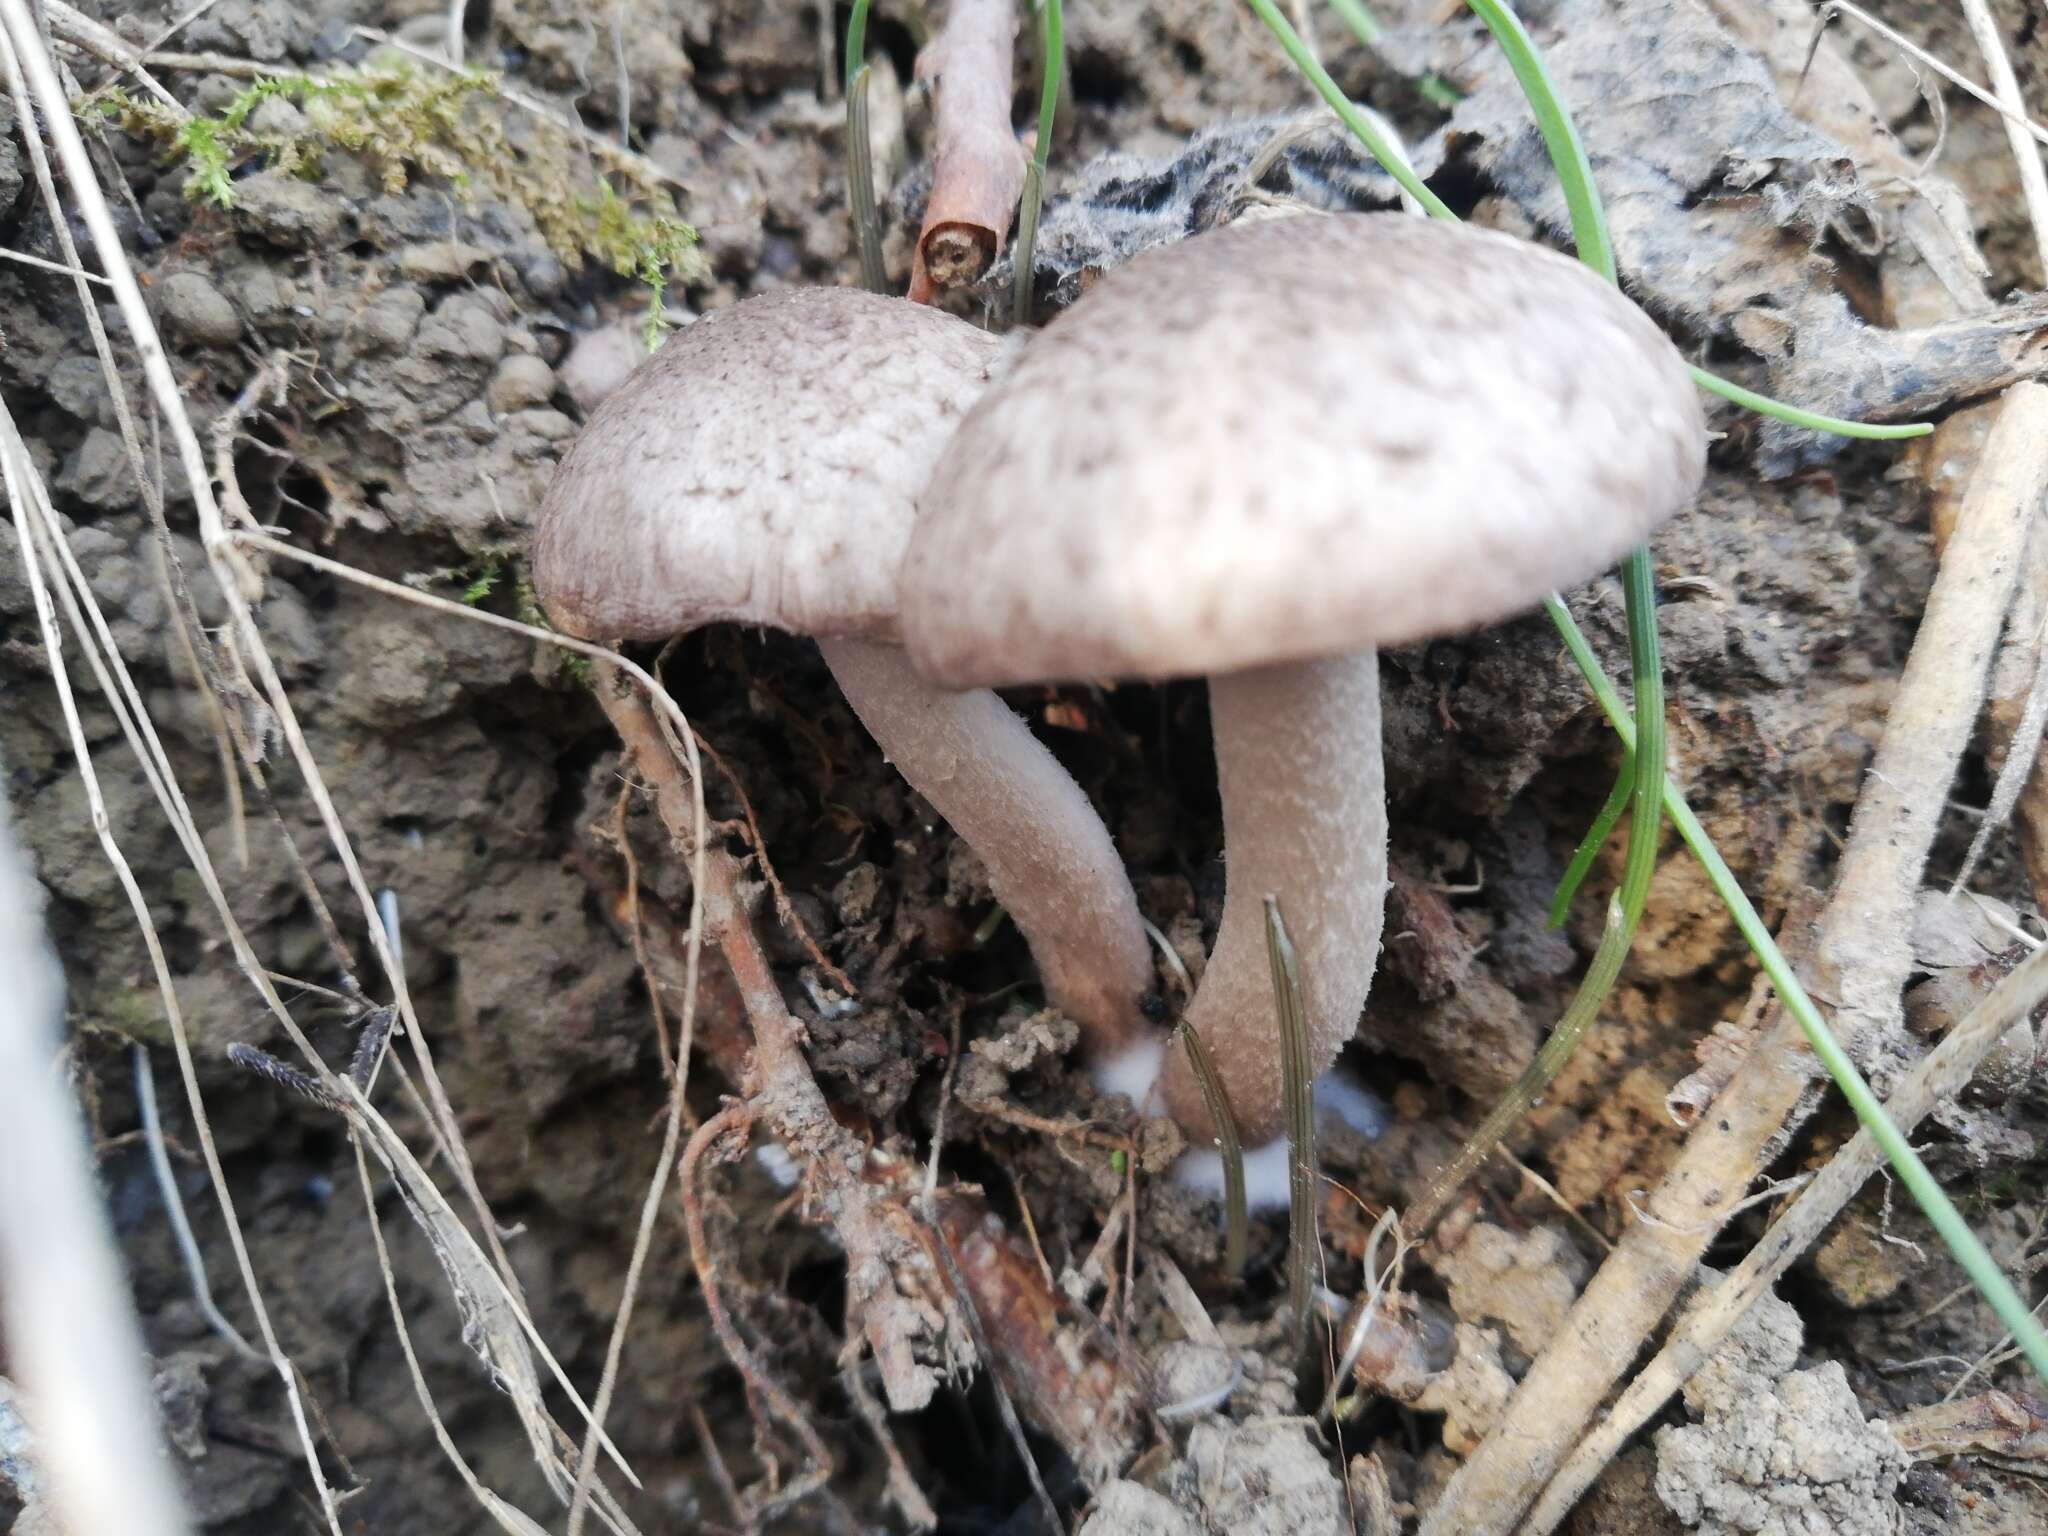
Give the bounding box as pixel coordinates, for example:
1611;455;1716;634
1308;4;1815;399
1957;0;2048;273
908;0;1025;301
1926;408;2048;904
679;1103;834;1518
0;757;192;1536
1822;0;2048;154
7;412;644;1530
0;0;530;1311
1522;936;2048;1534
1422;380;2048;1536
0;397;346;1533
5;9;666;1520
349;1133;574;1536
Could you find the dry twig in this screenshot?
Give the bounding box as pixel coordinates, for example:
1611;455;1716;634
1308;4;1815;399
680;1103;834;1517
1523;935;2048;1534
592;669;970;1414
1957;0;2048;273
908;0;1025;302
1422;381;2048;1536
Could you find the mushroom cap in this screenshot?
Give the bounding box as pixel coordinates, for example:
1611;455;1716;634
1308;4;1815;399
899;213;1707;687
532;287;1004;642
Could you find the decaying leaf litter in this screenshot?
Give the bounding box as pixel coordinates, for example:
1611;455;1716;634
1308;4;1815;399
5;0;2048;1532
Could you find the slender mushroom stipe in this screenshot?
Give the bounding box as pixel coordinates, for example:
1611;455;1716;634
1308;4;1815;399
900;212;1707;1152
532;287;1155;1058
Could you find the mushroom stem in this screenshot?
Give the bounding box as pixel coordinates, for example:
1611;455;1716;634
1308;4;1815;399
1158;654;1389;1144
817;637;1155;1054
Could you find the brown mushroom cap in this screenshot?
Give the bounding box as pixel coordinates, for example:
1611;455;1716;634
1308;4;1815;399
533;286;1003;642
900;213;1707;688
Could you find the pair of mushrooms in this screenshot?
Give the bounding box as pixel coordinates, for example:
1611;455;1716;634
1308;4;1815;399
534;213;1705;1184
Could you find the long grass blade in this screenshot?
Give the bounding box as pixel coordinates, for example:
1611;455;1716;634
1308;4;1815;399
1265;897;1317;1357
1011;0;1063;324
1549;750;1632;928
1177;1021;1249;1279
843;1;887;294
1546;597;2048;1383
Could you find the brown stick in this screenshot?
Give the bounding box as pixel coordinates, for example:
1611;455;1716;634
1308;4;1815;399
592;665;962;1413
1522;938;2048;1534
1884;1390;2048;1461
1419;380;2048;1536
578;723;1144;1485
924;1190;1145;1488
1926;405;2048;904
907;0;1023;303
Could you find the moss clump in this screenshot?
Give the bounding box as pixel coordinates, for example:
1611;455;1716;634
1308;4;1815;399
98;62;704;340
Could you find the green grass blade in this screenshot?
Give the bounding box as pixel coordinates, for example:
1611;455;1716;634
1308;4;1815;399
1265;896;1317;1356
1011;1;1063;325
1463;0;1613;282
843;0;870;86
843;2;887;294
1325;0;1463;108
1410;553;1667;1232
1689;366;1933;440
1550;750;1633;928
1243;0;1455;219
1546;596;2048;1383
1178;1019;1249;1279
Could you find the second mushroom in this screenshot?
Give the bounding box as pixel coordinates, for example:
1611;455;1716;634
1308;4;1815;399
900;213;1707;1162
531;287;1156;1057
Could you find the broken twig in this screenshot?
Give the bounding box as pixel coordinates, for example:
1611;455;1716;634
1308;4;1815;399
1524;937;2048;1534
908;0;1024;302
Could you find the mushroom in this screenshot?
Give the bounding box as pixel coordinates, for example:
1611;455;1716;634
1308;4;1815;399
900;212;1707;1151
533;287;1155;1052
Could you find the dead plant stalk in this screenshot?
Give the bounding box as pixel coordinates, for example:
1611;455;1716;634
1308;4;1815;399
908;0;1025;301
2;9;683;1521
1524;926;2048;1533
1422;380;2048;1536
0;753;192;1536
591;670;961;1415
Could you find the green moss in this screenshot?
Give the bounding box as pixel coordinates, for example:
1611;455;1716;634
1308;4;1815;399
97;62;704;329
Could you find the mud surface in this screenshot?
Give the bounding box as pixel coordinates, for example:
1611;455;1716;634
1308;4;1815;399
5;2;2048;1533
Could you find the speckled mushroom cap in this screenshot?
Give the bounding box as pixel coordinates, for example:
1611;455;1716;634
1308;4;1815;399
899;213;1706;687
533;286;1005;641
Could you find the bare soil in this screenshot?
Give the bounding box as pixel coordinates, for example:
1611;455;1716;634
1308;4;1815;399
5;2;2048;1533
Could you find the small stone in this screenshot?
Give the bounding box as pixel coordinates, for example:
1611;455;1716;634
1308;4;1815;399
231;171;347;250
417;293;506;365
232;266;295;330
156;270;242;347
354;286;425;352
1187;1419;1346;1536
486;354;556;413
559;320;651;416
1078;1480;1199;1536
246;95;307;138
57;428;134;510
397;240;496;285
46;354;113;425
